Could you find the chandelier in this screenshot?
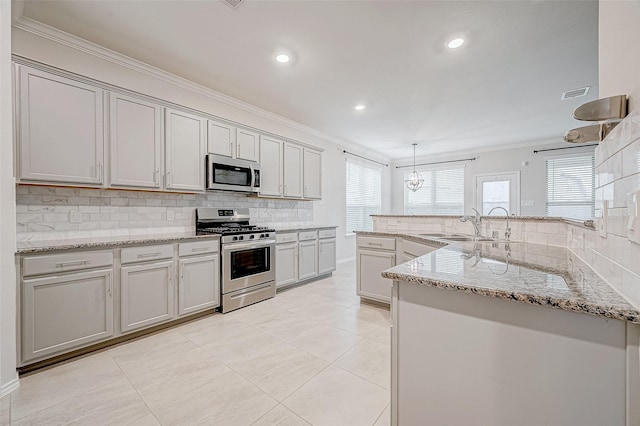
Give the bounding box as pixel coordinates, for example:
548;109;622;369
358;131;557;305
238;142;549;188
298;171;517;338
405;143;424;192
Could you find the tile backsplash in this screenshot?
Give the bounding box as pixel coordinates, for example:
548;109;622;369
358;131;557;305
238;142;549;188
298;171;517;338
16;186;313;242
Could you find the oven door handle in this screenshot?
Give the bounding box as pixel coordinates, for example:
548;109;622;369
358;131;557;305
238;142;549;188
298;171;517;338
250;164;256;189
222;240;275;251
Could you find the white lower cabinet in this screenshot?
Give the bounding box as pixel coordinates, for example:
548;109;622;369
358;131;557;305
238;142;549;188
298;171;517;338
22;268;114;363
357;249;395;303
120;260;174;333
318;238;336;275
298;232;318;281
276;242;298;288
178;254;219;316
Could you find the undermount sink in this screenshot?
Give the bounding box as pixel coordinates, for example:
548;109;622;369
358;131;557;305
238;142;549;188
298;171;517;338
419;233;495;242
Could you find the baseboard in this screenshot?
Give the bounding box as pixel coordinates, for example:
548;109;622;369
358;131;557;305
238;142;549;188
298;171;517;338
337;257;355;265
0;377;19;398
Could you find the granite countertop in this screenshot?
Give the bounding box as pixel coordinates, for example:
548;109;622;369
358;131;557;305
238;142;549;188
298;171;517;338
373;231;640;324
371;215;595;229
17;233;220;254
273;225;338;232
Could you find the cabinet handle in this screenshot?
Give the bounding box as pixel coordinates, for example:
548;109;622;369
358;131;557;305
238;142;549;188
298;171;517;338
284;184;287;195
107;272;112;297
137;252;161;258
180;263;184;281
369;242;383;246
155;169;160;184
304;186;307;196
166;172;171;186
56;259;90;267
191;247;207;252
237;143;240;157
229;141;233;155
97;163;103;180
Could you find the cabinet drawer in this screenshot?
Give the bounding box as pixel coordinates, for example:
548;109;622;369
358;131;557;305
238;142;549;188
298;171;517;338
121;244;173;264
403;239;435;257
179;240;218;257
318;229;336;239
298;230;318;241
357;236;396;251
23;250;114;277
276;232;298;244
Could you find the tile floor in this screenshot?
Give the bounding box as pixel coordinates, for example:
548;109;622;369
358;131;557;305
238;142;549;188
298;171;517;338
6;260;392;425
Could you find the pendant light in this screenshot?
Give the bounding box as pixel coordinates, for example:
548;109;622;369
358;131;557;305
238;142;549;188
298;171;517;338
405;143;424;192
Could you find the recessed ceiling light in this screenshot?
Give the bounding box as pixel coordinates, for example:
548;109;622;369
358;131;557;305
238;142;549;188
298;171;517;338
354;104;366;111
275;54;290;63
447;38;465;49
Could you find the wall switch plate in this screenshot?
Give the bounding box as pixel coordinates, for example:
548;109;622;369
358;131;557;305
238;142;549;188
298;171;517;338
520;200;534;207
69;210;82;223
166;210;175;221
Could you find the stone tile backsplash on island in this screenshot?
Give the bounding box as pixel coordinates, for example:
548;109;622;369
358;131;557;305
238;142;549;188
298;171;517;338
16;186;313;242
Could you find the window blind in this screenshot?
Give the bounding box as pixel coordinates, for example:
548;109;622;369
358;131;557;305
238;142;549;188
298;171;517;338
346;159;382;234
404;166;464;215
545;154;595;220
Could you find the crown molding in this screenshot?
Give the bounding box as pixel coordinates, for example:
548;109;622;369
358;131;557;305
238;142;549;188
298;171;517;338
12;16;389;161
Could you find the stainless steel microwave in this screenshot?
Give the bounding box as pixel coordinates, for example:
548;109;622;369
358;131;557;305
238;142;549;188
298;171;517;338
206;154;260;193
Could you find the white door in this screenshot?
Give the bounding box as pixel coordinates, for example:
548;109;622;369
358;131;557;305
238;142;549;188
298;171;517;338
121;260;174;333
283;142;303;198
303;148;322;199
259;136;283;197
276;242;298;288
22;269;114;363
357;249;395;303
475;172;520;215
298;240;318;280
236;128;259;162
18;66;104;185
109;93;162;189
178;255;219;316
207;120;235;157
318;238;336;274
165;108;206;192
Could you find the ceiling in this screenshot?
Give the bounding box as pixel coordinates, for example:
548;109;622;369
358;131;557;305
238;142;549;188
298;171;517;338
15;0;599;160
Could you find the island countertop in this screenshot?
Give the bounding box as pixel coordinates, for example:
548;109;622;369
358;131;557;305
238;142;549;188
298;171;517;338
356;231;640;324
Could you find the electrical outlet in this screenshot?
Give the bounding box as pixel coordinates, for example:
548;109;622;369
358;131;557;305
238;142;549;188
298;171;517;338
166;210;175;221
69;210;82;223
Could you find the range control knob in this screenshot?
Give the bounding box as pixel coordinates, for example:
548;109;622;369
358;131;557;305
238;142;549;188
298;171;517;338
260;234;265;238
232;236;238;241
249;235;255;239
239;235;244;240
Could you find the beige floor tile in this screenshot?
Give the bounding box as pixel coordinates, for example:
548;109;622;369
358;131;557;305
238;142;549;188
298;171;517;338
323;308;387;337
10;352;124;421
233;343;328;401
365;324;392;346
200;322;282;367
177;314;246;347
0;393;9;426
252;404;311;425
286;297;351;321
126;346;230;411
374;403;391;426
151;369;277;425
12;376;156;426
252;311;320;340
347;303;392;327
335;338;391;389
288;324;362;362
283;365;389;426
109;329;200;375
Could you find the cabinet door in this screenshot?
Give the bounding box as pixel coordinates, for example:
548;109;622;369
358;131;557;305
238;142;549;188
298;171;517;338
18;66;104;185
22;269;114;363
259;136;283;197
276;242;298;288
298;240;318;281
303;148;322;199
109;93;162;189
283;142;303;198
178;255;219;316
318;238;336;275
357;249;395;303
207;120;235;157
165;108;206;192
121;261;174;333
236;128;259;162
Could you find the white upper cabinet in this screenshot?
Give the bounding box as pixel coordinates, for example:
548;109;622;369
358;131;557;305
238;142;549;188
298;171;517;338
165;108;206;192
109;93;162;189
18;66;105;185
259;136;283;197
207;120;235;158
283;142;303;198
236;128;259;162
303;148;322;199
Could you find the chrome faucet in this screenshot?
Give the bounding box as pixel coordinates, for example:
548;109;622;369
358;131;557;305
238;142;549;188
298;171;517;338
459;208;482;237
487;206;511;241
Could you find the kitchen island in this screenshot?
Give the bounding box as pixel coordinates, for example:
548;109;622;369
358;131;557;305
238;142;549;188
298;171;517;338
380;237;640;426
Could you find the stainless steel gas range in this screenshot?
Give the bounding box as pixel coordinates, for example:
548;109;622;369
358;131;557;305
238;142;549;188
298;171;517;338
196;208;276;313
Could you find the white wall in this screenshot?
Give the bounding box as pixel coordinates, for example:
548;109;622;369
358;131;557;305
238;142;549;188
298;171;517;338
390;142;596;217
1;0;18;398
11;24;392;263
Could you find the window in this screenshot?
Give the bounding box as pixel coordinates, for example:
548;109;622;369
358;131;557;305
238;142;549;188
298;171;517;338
545;154;595;220
346;159;382;234
404;166;464;215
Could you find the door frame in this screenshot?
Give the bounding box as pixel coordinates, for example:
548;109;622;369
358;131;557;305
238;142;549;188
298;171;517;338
474;171;521;215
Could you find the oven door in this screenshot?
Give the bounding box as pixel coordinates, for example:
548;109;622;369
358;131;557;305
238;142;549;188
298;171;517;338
207;155;257;193
221;240;276;293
